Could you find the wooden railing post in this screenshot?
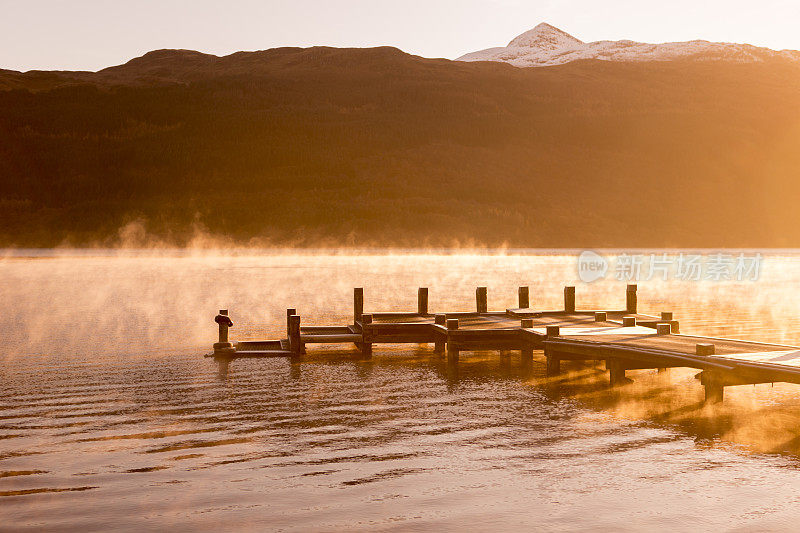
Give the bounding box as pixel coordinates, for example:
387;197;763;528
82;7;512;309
288;314;302;356
354;287;364;324
626;284;638;314
418;287;429;315
622;316;636;327
564;286;575;313
518;286;529;309
476;287;487;314
286;308;296;338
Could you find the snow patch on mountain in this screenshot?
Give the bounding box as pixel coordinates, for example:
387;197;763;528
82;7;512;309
457;23;800;67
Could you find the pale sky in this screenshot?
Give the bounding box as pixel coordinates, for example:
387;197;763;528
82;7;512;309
2;0;800;72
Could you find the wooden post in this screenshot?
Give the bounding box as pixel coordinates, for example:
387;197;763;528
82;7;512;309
608;358;627;386
418;287;429;315
354;287;364;324
218;309;229;344
288;314;301;356
696;343;715;356
545;326;561;376
360;314;373;358
434;314;446;355
594;312;607;322
521;318;533;364
518;286;529;309
656;323;671;335
701;372;725;403
661;311;673;321
564;286;575;313
213;310;233;354
476;287;487;313
622;316;636;327
626;284;637;314
447;318;459;364
286;308;296;338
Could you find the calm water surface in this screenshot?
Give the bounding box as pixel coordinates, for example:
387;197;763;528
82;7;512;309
3;251;800;531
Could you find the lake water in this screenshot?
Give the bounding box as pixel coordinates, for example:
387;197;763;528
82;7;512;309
4;250;800;531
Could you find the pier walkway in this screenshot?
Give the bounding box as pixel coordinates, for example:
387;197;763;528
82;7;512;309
208;285;800;403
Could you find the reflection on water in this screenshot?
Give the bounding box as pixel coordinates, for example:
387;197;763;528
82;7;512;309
3;251;800;530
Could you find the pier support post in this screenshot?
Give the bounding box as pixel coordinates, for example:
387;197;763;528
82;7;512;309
354;287;364;324
518;286;529;309
434;314;446;355
545;326;561;376
418;287;429;315
521;318;533;365
447;318;459;364
564;286;575;313
360;314;373;359
701;372;725;404
476;287;487;314
622;316;636;327
626;284;638;314
594;312;607;322
607;358;630;386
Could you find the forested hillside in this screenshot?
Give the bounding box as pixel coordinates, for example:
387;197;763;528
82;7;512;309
1;47;800;247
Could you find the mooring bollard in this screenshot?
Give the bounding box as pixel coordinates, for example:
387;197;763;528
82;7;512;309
656;323;671;335
286;308;296;338
594;312;607;322
519;286;530;309
360;314;373;358
418;287;429;315
622;316;636;327
434;314;446;355
354;287;364;324
626;284;638;314
564;286;575;313
447;318;459;364
214;310;233;351
288;314;302;357
521;318;533;328
476;287;488;314
546;325;560;337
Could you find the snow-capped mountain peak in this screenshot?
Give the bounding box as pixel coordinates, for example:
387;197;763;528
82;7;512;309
507;22;583;50
457;24;800;67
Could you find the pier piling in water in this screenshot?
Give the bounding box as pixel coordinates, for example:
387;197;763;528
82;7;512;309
447;318;459;364
360;314;373;358
434;314;446;354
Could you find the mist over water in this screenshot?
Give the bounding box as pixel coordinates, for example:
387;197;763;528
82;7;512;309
3;250;800;530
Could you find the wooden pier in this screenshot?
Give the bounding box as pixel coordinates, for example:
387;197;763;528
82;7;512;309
208;284;800;404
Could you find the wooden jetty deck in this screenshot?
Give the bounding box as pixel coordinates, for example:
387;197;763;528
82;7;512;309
209;284;800;404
